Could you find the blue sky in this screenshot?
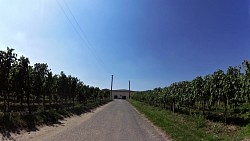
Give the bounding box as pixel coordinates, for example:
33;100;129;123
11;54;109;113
0;0;250;90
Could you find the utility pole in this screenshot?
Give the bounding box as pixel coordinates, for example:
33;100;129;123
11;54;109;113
110;75;113;99
129;80;130;99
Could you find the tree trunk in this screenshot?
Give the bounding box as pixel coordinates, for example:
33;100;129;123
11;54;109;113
20;92;23;107
216;100;220;112
43;93;45;110
7;92;10;112
4;93;7;112
224;100;227;124
172;99;175;113
27;94;31;114
49;94;52;106
202;99;205;116
32;96;35;106
163;98;166;109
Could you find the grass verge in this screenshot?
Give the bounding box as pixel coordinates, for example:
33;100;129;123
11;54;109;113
129;100;248;141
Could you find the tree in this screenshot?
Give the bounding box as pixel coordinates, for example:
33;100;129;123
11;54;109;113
203;75;213;111
192;76;205;114
71;77;78;105
0;47;17;112
16;56;30;112
58;71;68;104
224;66;241;122
45;71;53;106
33;63;49;109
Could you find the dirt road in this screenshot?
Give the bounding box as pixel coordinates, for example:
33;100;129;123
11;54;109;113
8;100;168;141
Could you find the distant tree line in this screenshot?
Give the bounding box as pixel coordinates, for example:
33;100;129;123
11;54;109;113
0;47;110;114
132;60;250;124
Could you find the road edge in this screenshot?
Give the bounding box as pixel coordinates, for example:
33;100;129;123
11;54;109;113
127;100;172;141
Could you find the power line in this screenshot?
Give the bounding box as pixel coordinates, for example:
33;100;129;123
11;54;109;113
56;0;112;74
63;0;111;74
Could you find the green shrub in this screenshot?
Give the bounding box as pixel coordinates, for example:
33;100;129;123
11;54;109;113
193;114;207;129
240;103;250;122
58;109;71;118
21;114;37;128
0;113;23;129
38;110;62;123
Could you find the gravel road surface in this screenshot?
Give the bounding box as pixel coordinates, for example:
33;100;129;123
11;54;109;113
15;100;168;141
47;100;167;141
